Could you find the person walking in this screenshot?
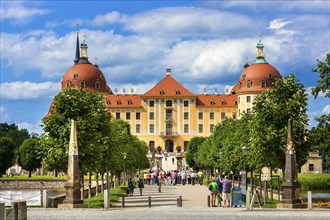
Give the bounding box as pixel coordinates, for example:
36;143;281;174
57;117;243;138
137;175;144;196
208;177;218;207
197;170;204;185
222;176;232;207
128;177;135;196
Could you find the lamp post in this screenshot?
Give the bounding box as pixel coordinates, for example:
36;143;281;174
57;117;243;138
242;146;248;197
123;152;127;186
219;151;223;177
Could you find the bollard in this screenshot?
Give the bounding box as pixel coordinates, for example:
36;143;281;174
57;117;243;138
207;195;210;207
0;203;4;220
122;196;125;208
148;196;151;208
307;191;312;210
177;196;182;207
246;190;250;210
104;189;109;209
43;190;47;208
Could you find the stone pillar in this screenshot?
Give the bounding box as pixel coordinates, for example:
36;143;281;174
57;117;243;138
42;190;47;208
277;118;306;209
58;120;87;208
176;155;183;171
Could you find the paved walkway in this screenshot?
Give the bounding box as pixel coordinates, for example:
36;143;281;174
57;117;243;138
119;182;210;208
26;184;330;220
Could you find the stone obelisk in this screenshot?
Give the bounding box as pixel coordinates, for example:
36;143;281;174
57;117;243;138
277;118;306;208
58;120;87;208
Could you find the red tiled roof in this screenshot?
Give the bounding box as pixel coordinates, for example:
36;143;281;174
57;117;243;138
196;94;238;107
236;63;281;93
106;94;142;108
142;73;196;98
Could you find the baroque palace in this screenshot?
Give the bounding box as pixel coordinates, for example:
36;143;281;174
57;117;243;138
51;33;282;168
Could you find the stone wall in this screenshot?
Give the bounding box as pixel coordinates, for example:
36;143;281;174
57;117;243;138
0;180;65;189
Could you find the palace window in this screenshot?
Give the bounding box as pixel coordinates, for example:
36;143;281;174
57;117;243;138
261;81;267;88
184;100;189;107
184;112;189;120
95;81;100;89
136;112;141;120
246;96;251;103
210;124;214;133
116;112;120;120
149;124;155;133
136;124;141;133
198;112;203;120
80;81;85;88
149;141;155;152
126;112;131;120
198;124;203;133
247;80;252;88
149;112;154;120
149;100;154;107
166;100;173;107
221;112;226;120
184;124;189;133
210;112;214;120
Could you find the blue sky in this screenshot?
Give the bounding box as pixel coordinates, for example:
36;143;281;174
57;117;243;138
1;0;329;135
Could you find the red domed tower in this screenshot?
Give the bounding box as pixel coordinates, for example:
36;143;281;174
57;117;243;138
61;33;112;94
235;36;282;117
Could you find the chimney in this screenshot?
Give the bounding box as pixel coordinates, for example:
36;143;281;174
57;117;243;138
166;69;171;75
122;88;126;96
214;88;218;95
114;88;118;96
131;88;134;95
203;88;207;95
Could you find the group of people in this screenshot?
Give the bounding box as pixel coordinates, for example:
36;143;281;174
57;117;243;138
127;175;145;196
142;169;205;186
208;175;232;207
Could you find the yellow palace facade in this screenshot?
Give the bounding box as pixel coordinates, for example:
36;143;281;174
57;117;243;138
58;33;281;155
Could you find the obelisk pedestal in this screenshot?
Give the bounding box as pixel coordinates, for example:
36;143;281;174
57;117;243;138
58;120;88;208
277;118;306;209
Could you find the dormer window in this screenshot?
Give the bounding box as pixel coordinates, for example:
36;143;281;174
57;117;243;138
95;81;100;90
210;100;215;105
234;100;238;105
238;81;242;89
241;74;246;80
66;81;71;88
116;100;121;105
268;73;273;79
80;81;85;88
247;80;252;88
160;90;164;95
221;100;226;105
73;73;78;79
175;90;180;95
261;81;267;88
127;99;132;105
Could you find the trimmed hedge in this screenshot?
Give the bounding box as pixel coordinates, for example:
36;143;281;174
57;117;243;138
298;173;330;192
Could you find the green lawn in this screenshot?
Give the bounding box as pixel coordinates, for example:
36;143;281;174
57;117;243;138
84;186;126;208
0;175;67;181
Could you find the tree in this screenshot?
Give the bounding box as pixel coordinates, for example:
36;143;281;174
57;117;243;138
311;53;330;98
185;137;206;169
40;88;111;176
0;137;15;177
0;123;30;152
250;74;309;172
19;138;42;177
308;114;330;171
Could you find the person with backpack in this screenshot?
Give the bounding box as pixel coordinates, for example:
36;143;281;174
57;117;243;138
215;174;223;206
208;177;218;207
128;177;135;196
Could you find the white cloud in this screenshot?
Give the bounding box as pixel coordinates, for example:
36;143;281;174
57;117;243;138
268;19;292;30
17;121;43;135
0;1;51;24
0;81;60;100
322;105;330;115
91;11;127;26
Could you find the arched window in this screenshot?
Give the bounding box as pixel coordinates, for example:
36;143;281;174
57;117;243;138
95;81;100;89
247;80;252;88
80;81;85;88
66;81;71;88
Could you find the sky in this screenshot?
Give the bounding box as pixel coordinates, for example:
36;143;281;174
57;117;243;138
0;0;329;135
